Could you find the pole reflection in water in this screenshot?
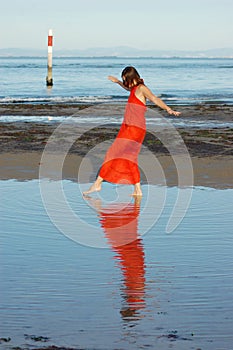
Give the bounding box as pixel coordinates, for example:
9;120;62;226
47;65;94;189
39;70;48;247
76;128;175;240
86;196;146;321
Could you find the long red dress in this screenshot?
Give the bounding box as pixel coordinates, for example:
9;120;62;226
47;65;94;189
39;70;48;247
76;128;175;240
99;85;146;184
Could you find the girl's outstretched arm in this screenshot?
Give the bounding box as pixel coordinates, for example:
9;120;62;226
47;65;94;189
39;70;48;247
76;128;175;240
140;85;181;116
108;76;130;91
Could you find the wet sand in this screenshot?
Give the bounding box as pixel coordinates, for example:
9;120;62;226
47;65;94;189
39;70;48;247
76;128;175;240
0;152;233;189
0;103;232;188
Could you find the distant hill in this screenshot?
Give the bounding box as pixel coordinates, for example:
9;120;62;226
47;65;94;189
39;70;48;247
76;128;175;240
0;46;233;58
0;48;46;57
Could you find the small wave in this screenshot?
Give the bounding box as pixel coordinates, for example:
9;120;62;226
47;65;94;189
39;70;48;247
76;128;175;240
159;94;233;105
0;115;69;123
0;115;124;125
0;95;116;104
0;63;43;69
1;114;233;129
159;93;175;98
170;118;233;129
1;92;233;106
67;63;121;69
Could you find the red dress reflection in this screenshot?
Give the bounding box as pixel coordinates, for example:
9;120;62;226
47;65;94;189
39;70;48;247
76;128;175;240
99;199;146;319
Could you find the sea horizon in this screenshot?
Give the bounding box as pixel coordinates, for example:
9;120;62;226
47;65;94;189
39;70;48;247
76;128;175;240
0;45;233;58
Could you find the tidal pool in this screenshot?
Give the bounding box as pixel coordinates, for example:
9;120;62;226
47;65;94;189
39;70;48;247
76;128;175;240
1;180;233;350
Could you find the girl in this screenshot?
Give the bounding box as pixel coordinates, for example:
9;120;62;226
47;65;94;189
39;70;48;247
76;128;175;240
83;66;180;196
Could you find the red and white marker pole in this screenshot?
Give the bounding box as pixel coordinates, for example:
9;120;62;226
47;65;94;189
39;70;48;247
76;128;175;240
46;29;53;86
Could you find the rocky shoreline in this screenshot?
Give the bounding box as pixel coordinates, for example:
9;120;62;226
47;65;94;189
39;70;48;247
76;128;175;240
0;118;232;157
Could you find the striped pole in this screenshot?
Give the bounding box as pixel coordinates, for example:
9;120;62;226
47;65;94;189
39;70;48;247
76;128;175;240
46;29;53;86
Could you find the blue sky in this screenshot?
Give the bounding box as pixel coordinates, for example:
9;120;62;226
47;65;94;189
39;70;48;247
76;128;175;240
1;0;232;51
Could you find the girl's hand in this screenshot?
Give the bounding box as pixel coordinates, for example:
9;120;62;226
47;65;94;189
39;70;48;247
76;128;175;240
167;108;181;117
108;76;120;83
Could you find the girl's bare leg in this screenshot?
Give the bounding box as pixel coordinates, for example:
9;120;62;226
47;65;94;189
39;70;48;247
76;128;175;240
83;176;103;195
132;182;142;197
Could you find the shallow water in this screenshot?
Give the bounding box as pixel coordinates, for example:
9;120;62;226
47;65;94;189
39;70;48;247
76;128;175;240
1;180;233;350
1;113;233;129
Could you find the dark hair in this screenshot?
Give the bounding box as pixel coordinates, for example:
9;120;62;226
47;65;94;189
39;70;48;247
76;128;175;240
121;66;144;89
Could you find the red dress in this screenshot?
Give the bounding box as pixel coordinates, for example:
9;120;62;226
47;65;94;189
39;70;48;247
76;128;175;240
99;85;146;184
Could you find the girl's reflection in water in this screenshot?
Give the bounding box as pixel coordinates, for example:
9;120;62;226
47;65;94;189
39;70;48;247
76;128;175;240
86;196;146;321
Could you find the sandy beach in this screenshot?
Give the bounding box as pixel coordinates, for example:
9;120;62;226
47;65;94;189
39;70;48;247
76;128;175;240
1;102;233;350
0;103;232;188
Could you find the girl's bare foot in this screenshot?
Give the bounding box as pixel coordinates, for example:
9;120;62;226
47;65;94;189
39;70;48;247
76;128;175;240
83;183;101;196
83;177;103;196
131;190;143;197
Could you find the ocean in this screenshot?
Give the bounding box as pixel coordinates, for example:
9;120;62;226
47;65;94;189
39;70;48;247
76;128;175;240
1;56;233;105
